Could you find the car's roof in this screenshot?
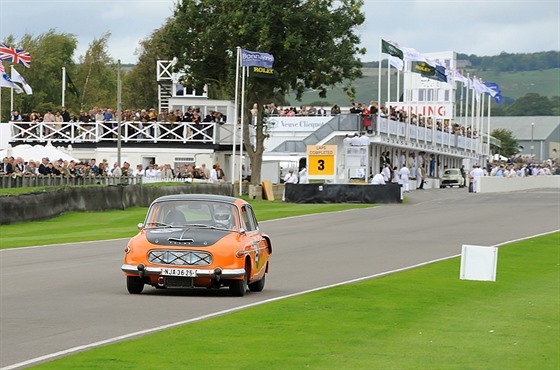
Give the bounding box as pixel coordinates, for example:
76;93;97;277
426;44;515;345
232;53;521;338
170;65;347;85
153;194;243;205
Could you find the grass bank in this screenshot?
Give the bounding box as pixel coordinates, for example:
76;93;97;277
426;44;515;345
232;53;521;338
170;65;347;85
36;233;560;369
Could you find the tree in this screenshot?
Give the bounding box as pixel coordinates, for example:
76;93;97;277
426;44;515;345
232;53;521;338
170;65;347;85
491;128;519;158
164;0;365;184
76;32;117;111
505;93;554;116
549;96;560;116
123;21;175;110
1;30;77;118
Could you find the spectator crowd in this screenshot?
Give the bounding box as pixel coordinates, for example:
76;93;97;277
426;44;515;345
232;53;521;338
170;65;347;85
0;155;230;183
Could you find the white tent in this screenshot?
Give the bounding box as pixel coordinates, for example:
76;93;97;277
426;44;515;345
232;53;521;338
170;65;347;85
492;153;508;162
0;143;78;162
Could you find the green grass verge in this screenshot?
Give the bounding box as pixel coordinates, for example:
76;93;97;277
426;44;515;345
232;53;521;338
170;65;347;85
35;233;560;369
0;200;373;249
0;184;105;196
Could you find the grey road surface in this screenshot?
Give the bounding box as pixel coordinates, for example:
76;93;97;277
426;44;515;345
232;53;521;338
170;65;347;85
1;188;559;368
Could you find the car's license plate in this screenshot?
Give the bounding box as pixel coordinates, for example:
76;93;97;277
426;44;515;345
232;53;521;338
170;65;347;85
161;268;197;277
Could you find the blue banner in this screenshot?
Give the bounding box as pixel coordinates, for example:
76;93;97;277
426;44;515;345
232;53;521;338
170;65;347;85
241;49;274;68
484;82;503;104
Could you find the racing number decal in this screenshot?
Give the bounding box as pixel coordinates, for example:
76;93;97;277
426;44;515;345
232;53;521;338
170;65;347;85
308;155;334;176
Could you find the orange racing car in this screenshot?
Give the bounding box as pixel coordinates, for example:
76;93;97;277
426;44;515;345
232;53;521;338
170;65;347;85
121;194;272;296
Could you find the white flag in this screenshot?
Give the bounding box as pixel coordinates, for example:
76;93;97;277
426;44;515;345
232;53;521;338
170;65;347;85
401;46;428;63
11;68;32;95
0;60;23;93
452;69;468;84
388;55;404;70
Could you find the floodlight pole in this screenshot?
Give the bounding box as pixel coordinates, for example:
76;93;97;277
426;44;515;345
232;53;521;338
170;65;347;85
530;122;534;159
117;59;122;166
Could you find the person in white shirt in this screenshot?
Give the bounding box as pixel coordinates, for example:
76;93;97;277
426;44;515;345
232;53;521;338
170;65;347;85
284;169;298;184
392;166;400;184
350;133;361;146
133;164;145;176
145;164;158;178
399;151;406;168
343;134;352;147
381;163;391;182
399;165;410;192
371;173;386;185
359;132;369;146
470;165;485;193
282;169;298;201
210;164;219;182
110;162;122;177
299;167;309;184
416;166;425;189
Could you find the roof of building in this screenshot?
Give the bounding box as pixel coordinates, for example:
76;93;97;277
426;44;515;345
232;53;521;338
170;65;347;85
489;116;559;141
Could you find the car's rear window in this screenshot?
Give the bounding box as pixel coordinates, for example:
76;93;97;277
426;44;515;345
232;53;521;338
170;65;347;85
445;169;460;175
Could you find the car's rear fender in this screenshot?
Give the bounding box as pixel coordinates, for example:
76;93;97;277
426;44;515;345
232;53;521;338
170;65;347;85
262;233;272;255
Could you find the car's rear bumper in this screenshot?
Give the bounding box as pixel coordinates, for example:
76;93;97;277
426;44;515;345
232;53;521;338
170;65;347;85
121;264;245;278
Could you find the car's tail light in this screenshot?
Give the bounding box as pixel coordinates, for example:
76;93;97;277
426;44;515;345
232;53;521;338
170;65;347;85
235;250;245;258
124;246;131;254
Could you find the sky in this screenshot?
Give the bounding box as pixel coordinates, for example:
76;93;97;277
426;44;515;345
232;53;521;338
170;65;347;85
1;0;559;64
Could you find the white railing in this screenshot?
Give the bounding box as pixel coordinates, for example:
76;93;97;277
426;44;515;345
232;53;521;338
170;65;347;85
7;121;238;145
376;117;484;155
5;116;488;156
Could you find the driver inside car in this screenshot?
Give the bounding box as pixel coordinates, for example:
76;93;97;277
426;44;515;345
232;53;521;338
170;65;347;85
214;205;234;229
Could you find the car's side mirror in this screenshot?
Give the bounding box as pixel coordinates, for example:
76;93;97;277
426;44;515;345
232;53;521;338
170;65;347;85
137;223;144;230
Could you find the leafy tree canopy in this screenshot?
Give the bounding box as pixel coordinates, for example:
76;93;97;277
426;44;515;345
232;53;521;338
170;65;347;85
163;0;366;183
503;93;554;116
491;128;519;157
165;0;365;101
2;30;77;117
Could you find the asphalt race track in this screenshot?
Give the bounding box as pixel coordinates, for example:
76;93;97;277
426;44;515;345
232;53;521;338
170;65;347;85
1;188;559;368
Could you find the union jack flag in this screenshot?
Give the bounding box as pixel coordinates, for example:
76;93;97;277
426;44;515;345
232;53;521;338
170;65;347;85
0;43;31;68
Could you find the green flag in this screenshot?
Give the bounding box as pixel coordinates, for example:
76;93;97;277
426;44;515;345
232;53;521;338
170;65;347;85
381;39;403;60
65;71;80;98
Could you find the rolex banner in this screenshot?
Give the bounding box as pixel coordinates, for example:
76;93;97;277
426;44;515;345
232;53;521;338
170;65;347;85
248;65;278;79
411;61;447;83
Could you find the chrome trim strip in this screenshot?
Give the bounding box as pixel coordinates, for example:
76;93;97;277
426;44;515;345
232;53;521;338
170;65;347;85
239;245;270;255
121;264;245;278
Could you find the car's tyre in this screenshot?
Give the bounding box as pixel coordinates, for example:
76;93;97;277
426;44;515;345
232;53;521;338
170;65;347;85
229;262;249;297
127;276;144;294
440;185;445;188
248;273;266;292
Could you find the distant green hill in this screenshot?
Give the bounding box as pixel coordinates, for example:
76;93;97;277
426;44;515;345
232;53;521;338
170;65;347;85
287;68;560;107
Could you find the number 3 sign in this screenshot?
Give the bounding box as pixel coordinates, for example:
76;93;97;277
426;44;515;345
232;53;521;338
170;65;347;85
306;145;337;177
